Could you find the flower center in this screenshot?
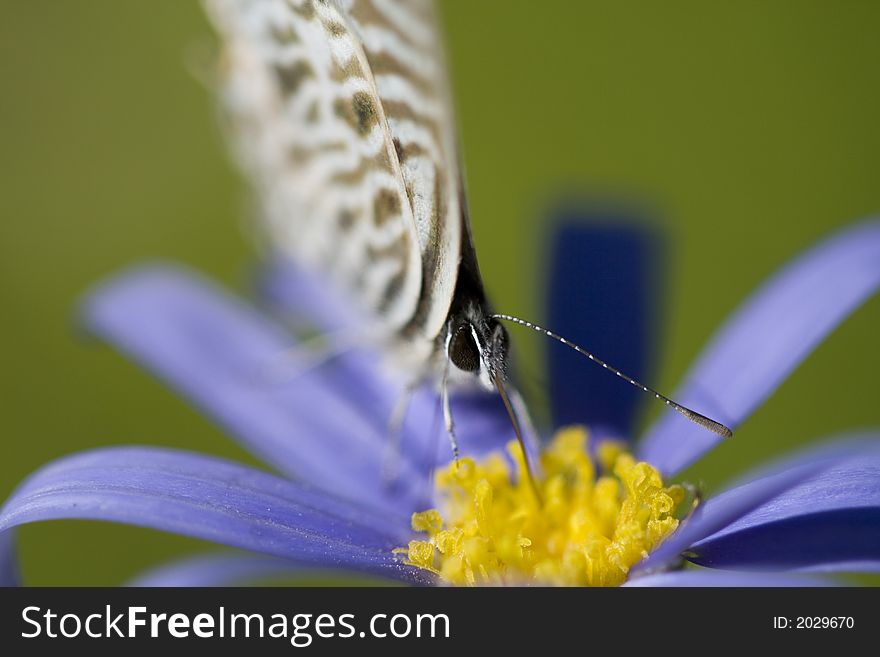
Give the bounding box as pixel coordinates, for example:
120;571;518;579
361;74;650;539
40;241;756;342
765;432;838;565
401;426;685;586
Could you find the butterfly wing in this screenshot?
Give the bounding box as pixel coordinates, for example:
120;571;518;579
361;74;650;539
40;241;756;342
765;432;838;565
206;0;463;344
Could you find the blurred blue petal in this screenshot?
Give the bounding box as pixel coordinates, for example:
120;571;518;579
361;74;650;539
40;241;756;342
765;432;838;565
0;447;430;584
128;553;305;587
637;433;880;573
639;219;880;475
547;217;663;437
624;569;834;587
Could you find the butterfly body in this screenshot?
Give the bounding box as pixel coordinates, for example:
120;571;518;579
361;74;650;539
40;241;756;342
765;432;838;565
207;0;504;391
206;0;733;458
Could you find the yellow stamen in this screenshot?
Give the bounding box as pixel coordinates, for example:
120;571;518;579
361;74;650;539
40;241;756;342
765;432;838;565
401;426;684;586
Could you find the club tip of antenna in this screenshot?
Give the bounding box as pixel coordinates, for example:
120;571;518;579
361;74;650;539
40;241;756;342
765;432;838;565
687;410;733;438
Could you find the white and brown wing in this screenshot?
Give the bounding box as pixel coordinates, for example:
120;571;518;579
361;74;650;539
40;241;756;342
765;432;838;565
206;0;463;343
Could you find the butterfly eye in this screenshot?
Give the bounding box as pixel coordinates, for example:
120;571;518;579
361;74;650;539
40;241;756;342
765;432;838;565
449;327;481;373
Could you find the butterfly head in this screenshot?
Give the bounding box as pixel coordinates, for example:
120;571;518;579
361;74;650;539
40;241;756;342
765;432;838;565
447;315;509;391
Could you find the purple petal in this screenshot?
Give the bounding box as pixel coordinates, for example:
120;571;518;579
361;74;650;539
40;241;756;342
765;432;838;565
636;460;826;574
0;447;430;584
637;433;880;573
791;560;880;574
256;256;515;467
689;441;880;571
625;569;835;587
547;218;664;438
127;553;306;587
81;266;418;513
0;531;19;587
81;265;510;515
638;219;880;475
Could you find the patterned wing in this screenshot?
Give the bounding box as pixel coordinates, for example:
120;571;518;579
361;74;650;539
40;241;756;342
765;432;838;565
206;0;463;341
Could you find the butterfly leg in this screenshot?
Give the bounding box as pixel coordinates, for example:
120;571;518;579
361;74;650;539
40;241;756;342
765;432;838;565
254;328;365;386
440;354;460;463
382;380;420;486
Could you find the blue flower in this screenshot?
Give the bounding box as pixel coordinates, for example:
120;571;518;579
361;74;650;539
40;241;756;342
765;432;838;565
2;219;879;586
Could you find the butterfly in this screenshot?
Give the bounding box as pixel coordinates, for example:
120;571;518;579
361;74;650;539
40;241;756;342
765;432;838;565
204;0;731;477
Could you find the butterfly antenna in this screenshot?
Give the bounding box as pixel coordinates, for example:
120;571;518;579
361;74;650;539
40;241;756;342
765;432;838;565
492;314;733;438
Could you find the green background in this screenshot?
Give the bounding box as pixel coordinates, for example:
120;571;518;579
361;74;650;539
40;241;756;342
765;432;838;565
1;0;878;585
